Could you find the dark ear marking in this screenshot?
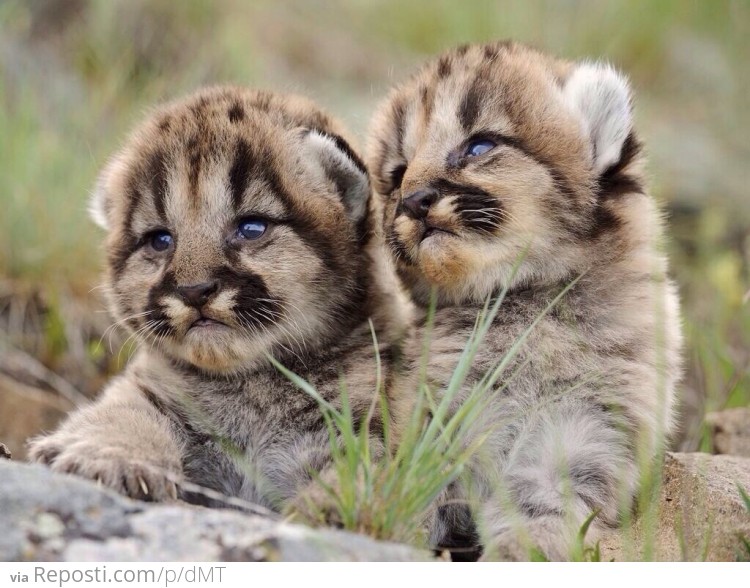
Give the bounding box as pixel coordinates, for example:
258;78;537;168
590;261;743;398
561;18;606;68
598;133;643;200
303;129;371;223
600;133;641;182
587;134;643;240
314;131;368;177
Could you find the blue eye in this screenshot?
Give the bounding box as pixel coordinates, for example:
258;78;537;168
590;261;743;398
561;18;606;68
465;139;496;158
150;231;173;252
237;218;268;240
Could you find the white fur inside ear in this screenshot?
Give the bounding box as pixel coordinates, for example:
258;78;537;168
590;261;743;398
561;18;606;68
88;183;110;230
563;63;632;174
303;129;370;222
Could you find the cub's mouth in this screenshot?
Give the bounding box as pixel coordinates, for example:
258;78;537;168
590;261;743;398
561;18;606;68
421;225;457;242
187;315;228;331
390;215;461;265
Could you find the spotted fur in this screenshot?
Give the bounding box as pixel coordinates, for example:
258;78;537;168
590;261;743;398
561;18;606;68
367;42;682;559
29;86;415;514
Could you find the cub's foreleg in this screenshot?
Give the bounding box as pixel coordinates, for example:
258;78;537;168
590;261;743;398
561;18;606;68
479;399;635;560
28;375;184;502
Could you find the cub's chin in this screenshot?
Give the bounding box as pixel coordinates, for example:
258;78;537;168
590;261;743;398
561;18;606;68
415;235;476;289
394;223;481;290
396;227;528;305
159;326;273;374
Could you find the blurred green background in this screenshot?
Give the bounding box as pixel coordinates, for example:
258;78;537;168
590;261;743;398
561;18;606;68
0;0;748;453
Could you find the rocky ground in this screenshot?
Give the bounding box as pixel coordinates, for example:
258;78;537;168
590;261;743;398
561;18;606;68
2;391;749;562
2;338;749;561
600;452;750;561
0;461;428;562
1;446;749;561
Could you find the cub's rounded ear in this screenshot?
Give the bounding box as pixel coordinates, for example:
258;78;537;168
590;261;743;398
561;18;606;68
89;154;133;231
563;62;633;175
89;173;111;230
302;129;371;223
89;157;123;231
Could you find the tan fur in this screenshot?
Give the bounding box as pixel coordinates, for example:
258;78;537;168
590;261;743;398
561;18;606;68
29;86;416;515
367;42;682;560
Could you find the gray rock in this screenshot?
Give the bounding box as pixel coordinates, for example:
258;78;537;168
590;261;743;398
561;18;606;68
5;453;748;561
0;461;429;562
706;408;750;458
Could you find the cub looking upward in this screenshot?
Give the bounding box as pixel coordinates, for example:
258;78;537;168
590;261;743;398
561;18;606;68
368;42;682;559
29;86;413;512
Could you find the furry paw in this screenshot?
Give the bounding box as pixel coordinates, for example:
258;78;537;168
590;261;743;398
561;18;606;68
284;465;353;529
28;433;180;502
481;518;576;561
481;532;531;562
284;479;345;529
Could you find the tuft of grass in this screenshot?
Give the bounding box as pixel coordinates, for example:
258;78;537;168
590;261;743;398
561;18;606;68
271;267;586;548
268;290;509;544
571;509;604;562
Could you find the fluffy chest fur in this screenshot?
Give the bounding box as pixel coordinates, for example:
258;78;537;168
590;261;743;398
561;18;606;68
128;320;401;508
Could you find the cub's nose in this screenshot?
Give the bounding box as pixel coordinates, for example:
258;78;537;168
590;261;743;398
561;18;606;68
177;281;220;309
402;189;438;220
